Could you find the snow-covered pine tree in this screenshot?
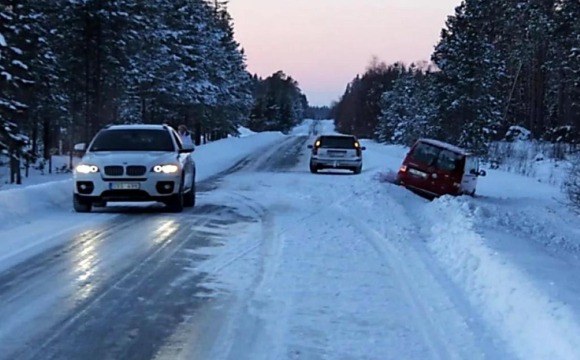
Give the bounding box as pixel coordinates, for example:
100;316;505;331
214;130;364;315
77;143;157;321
432;0;506;154
547;0;580;134
0;4;32;184
205;1;253;137
377;65;438;146
14;0;69;161
248;71;307;133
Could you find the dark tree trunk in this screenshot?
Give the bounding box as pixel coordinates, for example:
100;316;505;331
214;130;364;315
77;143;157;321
194;122;202;146
32;120;38;156
43;117;51;160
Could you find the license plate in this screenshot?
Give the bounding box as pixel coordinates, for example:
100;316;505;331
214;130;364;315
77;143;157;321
409;169;428;179
109;183;140;190
328;151;346;158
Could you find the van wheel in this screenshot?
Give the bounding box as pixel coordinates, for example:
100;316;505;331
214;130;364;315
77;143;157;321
73;195;92;213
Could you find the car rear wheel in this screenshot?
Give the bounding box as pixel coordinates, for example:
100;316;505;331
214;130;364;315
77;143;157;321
73;195;92;213
309;162;318;174
183;179;196;208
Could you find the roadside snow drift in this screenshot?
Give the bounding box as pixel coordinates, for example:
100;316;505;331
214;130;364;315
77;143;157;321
0;131;285;230
0;180;72;227
424;197;580;360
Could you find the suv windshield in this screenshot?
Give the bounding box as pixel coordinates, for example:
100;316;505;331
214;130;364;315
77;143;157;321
411;142;463;172
89;129;174;152
319;136;356;149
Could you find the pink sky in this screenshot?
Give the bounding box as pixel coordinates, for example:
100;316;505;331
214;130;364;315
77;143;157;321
228;0;460;106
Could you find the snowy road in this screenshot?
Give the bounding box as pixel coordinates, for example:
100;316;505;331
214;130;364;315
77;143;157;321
2;126;580;359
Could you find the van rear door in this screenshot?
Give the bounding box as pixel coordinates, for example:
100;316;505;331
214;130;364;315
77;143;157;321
461;156;479;195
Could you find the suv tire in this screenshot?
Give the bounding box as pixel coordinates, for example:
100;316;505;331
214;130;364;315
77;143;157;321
166;177;185;213
353;165;362;175
74;195;92;213
166;193;184;213
183;179;196;208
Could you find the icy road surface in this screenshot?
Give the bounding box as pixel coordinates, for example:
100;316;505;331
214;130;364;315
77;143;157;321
1;124;580;359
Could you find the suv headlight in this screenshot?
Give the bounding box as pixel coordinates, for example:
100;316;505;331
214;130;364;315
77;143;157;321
153;164;179;174
76;164;99;174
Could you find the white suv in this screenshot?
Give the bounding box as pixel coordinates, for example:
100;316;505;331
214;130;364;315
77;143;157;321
73;124;196;213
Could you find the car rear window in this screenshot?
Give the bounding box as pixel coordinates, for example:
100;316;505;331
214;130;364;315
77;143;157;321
89;129;175;152
411;142;464;172
319;137;356;149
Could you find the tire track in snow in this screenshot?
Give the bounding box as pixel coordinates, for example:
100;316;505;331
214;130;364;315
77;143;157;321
334;204;461;360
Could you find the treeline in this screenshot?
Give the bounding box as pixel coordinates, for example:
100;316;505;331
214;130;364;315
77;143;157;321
305;106;331;120
1;1;309;184
248;71;308;133
0;0;251;180
334;0;580;154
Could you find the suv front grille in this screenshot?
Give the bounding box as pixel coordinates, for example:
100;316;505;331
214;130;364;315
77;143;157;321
104;166;124;176
126;166;147;176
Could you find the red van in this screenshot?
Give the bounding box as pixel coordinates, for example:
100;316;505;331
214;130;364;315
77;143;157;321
396;139;486;197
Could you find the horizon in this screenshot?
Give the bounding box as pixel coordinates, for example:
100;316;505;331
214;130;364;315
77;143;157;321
229;0;460;106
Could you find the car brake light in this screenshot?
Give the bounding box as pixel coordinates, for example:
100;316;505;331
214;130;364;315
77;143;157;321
399;166;408;173
354;142;362;157
313;140;321;155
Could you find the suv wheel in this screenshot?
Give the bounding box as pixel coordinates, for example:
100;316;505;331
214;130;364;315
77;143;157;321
166;178;185;213
166;193;184;213
353;165;362;175
73;195;92;213
183;179;196;208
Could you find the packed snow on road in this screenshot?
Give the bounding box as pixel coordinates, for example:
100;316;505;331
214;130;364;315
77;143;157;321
1;120;580;360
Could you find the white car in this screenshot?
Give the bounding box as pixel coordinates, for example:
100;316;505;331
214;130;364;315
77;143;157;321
73;124;196;213
308;135;366;174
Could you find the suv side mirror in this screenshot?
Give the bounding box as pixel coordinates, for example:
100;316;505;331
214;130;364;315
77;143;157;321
361;147;367;151
479;170;487;177
307;145;313;149
74;143;86;152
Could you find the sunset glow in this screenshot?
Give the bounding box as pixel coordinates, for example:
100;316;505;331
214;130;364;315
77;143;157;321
229;0;460;105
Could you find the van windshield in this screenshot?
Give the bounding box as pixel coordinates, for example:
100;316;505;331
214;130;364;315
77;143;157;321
411;142;463;172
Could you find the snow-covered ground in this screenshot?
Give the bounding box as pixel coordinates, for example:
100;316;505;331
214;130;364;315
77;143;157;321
0;155;75;191
487;141;575;186
0;131;285;276
177;121;580;359
1;120;580;359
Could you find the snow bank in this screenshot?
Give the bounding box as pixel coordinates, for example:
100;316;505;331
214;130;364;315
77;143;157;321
0;180;72;227
0;132;285;230
194;131;284;181
487;141;573;186
291;119;338;136
0;155;78;192
235;126;256;138
424;196;580;360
